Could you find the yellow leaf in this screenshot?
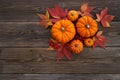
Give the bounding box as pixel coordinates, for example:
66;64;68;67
46;11;50;19
47;21;53;26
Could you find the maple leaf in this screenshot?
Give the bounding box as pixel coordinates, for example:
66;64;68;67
78;3;94;17
57;44;71;61
38;11;53;28
47;5;68;22
96;8;114;27
92;31;109;49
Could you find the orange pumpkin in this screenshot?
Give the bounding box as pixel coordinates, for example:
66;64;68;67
70;39;83;54
76;16;98;38
51;20;76;43
84;38;94;47
67;10;79;21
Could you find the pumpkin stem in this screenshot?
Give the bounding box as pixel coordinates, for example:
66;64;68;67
85;24;90;28
88;40;91;43
61;27;65;32
71;13;74;16
75;43;79;47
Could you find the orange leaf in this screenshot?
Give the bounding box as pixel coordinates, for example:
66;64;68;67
81;3;88;13
79;3;95;17
38;11;53;28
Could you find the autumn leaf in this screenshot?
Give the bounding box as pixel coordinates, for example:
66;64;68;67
47;5;68;22
78;3;94;17
92;31;109;49
96;8;114;27
38;11;53;28
57;44;71;61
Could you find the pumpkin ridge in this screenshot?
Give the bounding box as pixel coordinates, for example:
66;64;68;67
64;32;72;40
78;18;85;24
51;19;76;43
76;16;98;38
83;16;88;24
87;16;93;24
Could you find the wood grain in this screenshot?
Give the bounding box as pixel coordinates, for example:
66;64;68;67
0;47;120;73
0;0;120;78
0;74;120;80
0;22;119;47
0;0;119;22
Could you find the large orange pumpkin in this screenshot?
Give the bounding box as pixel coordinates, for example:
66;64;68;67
67;10;79;21
70;39;83;54
51;20;76;43
76;16;98;38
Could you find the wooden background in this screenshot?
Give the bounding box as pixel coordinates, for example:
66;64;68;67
0;0;120;80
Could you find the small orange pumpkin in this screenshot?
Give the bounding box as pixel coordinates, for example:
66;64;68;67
76;16;98;38
70;39;83;54
67;10;79;21
84;38;94;47
51;20;76;43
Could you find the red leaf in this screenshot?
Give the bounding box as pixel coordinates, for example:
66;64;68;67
56;44;64;61
96;8;114;27
56;44;71;61
79;3;95;17
63;44;71;60
93;31;109;49
47;5;68;22
100;8;108;19
57;50;64;61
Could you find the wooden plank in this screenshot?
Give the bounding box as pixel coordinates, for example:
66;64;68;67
0;22;51;47
0;0;119;21
0;47;120;73
0;74;120;80
0;22;119;47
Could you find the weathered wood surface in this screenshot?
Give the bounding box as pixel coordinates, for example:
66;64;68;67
0;74;120;80
0;22;119;47
0;0;120;21
0;0;120;79
0;47;120;73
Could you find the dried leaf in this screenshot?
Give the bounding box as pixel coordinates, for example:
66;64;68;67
96;8;114;27
56;44;71;61
48;5;68;22
57;49;64;60
63;44;71;60
38;11;53;28
93;31;109;49
96;31;103;36
79;3;94;17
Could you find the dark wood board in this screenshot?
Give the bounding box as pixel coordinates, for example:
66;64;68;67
0;74;120;80
0;47;120;73
0;0;120;79
0;0;120;22
0;22;119;47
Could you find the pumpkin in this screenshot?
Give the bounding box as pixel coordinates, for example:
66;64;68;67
84;38;94;47
70;39;83;54
76;16;98;38
67;10;79;21
51;20;76;43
